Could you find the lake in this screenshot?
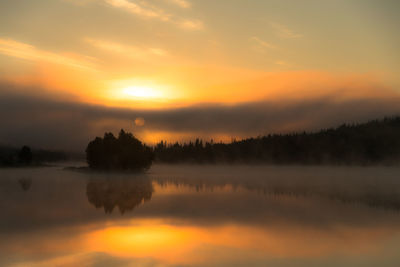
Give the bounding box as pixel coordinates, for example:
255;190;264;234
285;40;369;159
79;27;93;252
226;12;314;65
1;164;400;266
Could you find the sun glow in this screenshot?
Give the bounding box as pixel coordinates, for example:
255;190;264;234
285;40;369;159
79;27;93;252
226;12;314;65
102;79;184;108
123;86;163;99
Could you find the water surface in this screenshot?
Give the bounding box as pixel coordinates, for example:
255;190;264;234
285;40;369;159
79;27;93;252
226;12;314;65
1;164;400;266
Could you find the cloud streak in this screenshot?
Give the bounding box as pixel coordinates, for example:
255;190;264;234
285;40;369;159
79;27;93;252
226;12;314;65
178;19;204;30
251;36;276;53
103;0;203;30
271;23;303;39
85;38;169;59
167;0;191;8
0;38;97;71
105;0;170;20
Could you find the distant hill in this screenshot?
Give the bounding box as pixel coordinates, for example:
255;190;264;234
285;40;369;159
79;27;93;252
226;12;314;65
154;116;400;165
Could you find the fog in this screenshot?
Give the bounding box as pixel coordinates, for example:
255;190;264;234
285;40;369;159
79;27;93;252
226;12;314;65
1;82;400;150
1;164;400;231
2;164;400;266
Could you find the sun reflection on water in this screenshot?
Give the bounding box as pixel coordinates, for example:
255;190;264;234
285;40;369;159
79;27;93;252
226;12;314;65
2;165;400;266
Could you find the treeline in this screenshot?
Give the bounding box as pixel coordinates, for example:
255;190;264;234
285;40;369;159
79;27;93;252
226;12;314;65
0;145;67;167
86;129;153;171
154;116;400;165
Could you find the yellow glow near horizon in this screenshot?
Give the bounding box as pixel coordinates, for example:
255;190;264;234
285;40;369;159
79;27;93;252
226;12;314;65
102;79;182;108
123;86;163;99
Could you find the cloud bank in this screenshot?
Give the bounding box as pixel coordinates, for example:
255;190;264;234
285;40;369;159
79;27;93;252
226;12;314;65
1;82;400;151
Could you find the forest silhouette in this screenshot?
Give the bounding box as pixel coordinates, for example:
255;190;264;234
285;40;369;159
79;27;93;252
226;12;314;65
154;116;400;165
2;116;400;168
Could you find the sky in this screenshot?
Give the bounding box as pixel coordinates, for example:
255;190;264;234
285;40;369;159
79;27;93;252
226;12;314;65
1;0;400;150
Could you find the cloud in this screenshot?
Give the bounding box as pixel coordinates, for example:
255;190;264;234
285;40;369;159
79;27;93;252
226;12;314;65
62;0;97;5
103;0;202;30
167;0;191;8
85;38;169;59
5;252;137;267
270;23;303;39
251;37;275;49
1;82;400;151
104;0;170;20
251;36;276;53
275;60;293;67
178;19;204;30
0;38;97;71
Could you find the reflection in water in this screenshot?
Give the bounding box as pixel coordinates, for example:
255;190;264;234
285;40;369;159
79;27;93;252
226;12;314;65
152;166;400;211
1;165;400;266
156;177;400;211
86;176;153;214
18;178;32;191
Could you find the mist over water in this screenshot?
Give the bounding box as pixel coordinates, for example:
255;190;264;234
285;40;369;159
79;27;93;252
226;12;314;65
1;164;400;266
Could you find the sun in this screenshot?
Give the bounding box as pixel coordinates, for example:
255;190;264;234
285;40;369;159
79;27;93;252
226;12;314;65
123;86;163;99
106;79;177;107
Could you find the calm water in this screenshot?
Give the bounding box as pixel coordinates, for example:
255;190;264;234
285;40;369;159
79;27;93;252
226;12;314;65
1;164;400;267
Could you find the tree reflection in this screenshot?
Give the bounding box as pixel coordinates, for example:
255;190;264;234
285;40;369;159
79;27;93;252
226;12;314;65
152;175;400;211
18;178;32;191
86;176;153;214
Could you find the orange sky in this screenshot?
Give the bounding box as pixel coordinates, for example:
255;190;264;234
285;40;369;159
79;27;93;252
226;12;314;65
1;0;400;147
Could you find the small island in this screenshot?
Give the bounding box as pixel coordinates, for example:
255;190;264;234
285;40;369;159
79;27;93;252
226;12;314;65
86;129;154;171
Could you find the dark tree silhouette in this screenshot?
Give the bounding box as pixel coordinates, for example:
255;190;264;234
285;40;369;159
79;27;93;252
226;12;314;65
18;146;32;165
86;129;154;171
154;116;400;165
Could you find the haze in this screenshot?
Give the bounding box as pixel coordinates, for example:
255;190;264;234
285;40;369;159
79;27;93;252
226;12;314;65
1;0;400;149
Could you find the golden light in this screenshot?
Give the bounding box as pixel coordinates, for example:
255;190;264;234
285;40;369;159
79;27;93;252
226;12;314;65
134;117;145;126
104;79;183;108
123;86;163;99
